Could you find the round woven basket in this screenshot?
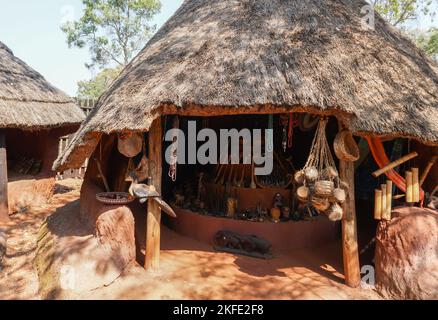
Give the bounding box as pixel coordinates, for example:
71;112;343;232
96;192;135;205
314;180;334;197
296;186;309;202
311;196;330;212
334;131;360;162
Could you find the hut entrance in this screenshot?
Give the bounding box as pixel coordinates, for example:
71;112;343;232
83;113;369;287
0;126;79;218
160;114;343;256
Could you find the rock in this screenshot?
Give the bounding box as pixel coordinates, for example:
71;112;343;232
375;207;438;300
35;200;136;299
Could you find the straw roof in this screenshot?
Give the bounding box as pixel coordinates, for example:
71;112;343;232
54;0;438;171
0;41;85;130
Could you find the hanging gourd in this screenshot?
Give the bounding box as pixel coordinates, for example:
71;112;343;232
295;117;344;221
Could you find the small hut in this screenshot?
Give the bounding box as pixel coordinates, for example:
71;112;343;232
0;41;85;222
54;0;438;289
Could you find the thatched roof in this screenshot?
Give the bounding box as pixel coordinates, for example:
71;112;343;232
54;0;438;171
0;41;85;130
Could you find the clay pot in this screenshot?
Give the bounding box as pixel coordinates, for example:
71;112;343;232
226;198;237;218
333;188;346;203
281;206;291;219
270;207;281;220
334;130;360;162
305;167;318;181
296;186;309;202
314;180;334;197
327;203;344;221
118;132;143;158
311;196;330;212
294;170;305;184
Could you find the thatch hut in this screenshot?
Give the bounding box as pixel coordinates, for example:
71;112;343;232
0;41;85;222
54;0;438;289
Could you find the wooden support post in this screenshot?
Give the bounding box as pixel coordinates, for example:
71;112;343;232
339;156;361;288
145;119;163;271
0;132;10;223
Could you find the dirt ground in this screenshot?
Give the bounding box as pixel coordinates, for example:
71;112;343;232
0;179;381;300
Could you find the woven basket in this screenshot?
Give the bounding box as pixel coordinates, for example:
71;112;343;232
311;196;330;212
294;170;305;184
333;188;346;203
327;203;344;221
296;186;309;202
314;180;334;197
96;192;135;205
334;131;360;162
304;166;318;181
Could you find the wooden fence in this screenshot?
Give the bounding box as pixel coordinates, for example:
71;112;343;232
56;98;95;180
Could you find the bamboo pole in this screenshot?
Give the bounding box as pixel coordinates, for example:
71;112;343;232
374;189;382;220
405;171;413;203
372;152;418;177
145;119;163;271
412;168;420;203
0;132;10;223
383;180;392;221
339;154;361;288
420;156;437;186
381;184;387;219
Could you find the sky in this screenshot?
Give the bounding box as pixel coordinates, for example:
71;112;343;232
0;0;436;97
0;0;184;96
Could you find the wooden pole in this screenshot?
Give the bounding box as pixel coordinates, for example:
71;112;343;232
145;119;162;271
411;168;420;203
420;156;437;186
372;152;418;177
0;131;10;223
405;171;413;203
381;184;387;220
383;180;392;221
339;155;361;288
374;189;382;220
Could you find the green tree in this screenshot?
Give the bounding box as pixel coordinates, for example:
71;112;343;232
371;0;433;27
414;28;438;61
77;68;121;100
62;0;161;69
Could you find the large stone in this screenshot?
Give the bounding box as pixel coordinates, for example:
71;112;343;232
36;200;136;299
375;207;438;300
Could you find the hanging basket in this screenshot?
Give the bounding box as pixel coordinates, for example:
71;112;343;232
314;180;334;197
327;203;344;221
311;196;330;212
334;130;360;162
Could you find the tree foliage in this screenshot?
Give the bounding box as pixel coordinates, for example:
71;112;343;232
62;0;161;69
77;67;121;100
371;0;434;27
414;28;438;61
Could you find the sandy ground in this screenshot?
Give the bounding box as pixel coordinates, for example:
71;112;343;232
0;179;381;300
